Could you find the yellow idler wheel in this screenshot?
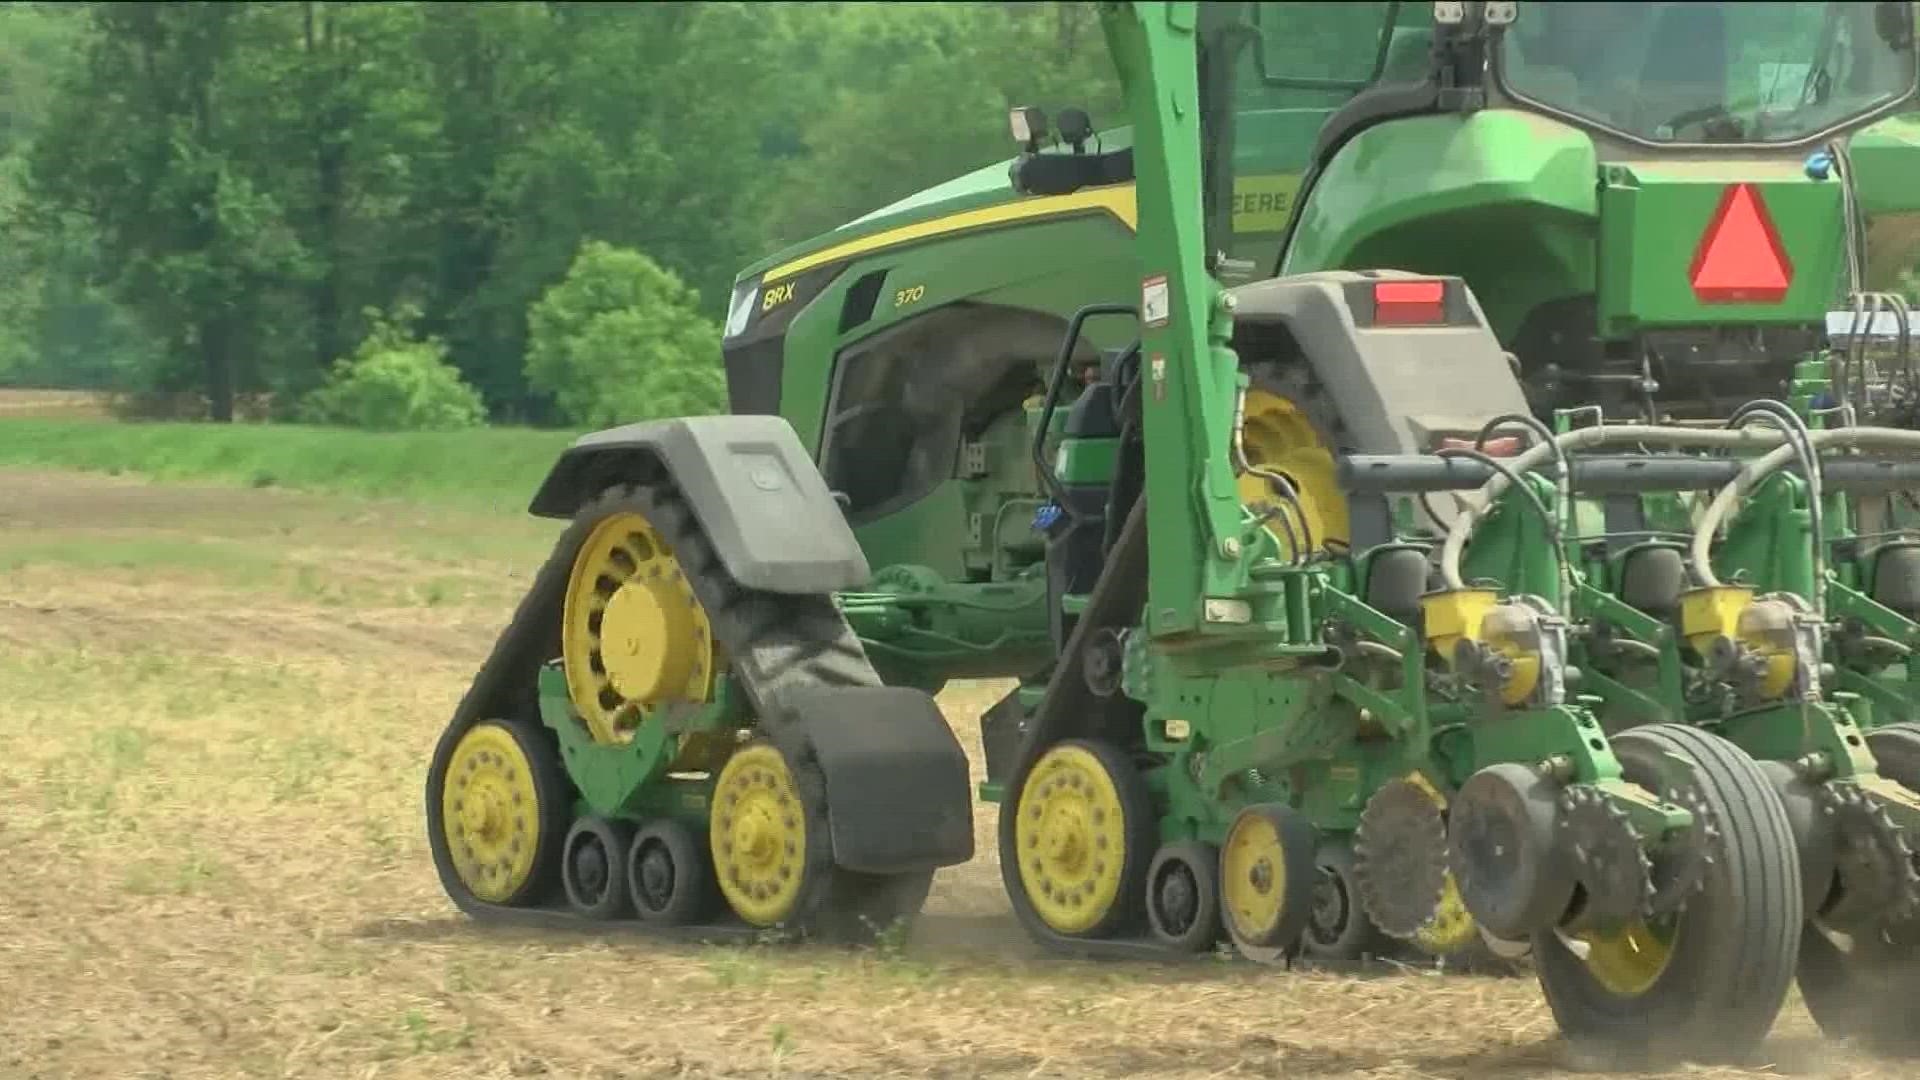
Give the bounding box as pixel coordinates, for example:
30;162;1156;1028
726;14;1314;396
1220;803;1318;962
1236;386;1348;559
710;740;825;928
1533;724;1801;1063
560;501;717;746
430;718;571;907
1013;739;1154;938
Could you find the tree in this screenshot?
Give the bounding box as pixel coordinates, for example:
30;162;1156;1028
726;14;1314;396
298;303;486;431
525;241;725;428
27;3;311;420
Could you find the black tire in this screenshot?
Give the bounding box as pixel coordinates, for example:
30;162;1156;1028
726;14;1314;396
1794;722;1920;1056
1532;724;1802;1066
1301;841;1389;968
1146;842;1223;953
627;818;718;926
425;717;575;911
1797;921;1920;1057
819;869;937;944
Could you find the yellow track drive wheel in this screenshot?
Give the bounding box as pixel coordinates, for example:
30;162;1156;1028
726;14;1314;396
1236;385;1348;559
1534;724;1802;1065
1012;739;1155;938
1221;803;1319;962
428;718;572;907
710;740;828;929
560;496;716;746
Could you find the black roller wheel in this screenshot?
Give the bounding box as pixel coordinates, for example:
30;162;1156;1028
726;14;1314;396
1795;722;1920;1057
627;818;717;925
1532;724;1802;1067
562;815;636;919
1145;842;1222;952
1301;841;1389;968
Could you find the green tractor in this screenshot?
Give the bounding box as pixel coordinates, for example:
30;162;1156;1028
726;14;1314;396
427;0;1920;1064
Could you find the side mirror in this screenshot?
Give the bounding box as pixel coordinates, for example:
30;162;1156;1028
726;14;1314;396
1056;107;1093;153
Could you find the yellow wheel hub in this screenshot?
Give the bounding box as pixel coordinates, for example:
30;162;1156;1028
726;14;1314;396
711;743;809;926
1578;918;1679;997
440;722;542;903
561;509;716;745
1222;811;1289;941
1237;388;1348;557
1015;744;1129;934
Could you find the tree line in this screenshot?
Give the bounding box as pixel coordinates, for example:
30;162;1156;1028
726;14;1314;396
0;1;1115;426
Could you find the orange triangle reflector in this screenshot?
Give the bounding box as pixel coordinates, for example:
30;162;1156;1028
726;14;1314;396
1689;183;1793;304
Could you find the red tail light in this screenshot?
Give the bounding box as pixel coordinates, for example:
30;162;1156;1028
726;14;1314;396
1440;435;1523;456
1374;280;1447;325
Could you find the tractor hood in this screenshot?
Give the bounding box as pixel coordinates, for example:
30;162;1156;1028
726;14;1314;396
731;128;1139;302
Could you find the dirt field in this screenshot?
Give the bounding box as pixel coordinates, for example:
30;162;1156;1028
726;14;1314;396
0;467;1906;1079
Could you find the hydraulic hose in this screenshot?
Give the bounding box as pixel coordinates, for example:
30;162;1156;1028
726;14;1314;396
1725;401;1824;614
1478;413;1573;608
1441;423;1788;590
1691;426;1920;594
1231;382;1310;563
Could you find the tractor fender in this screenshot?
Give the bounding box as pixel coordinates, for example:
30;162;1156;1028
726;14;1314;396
527;414;869;594
781;683;976;874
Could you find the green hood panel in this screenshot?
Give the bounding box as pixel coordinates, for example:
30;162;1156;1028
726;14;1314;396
1278;109;1601;340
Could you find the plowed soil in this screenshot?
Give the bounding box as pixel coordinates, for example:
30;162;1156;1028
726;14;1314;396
0;467;1905;1079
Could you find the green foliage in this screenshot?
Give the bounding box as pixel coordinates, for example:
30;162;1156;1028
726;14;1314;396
0;2;1122;420
765;2;1122;245
525;241;726;428
298;305;486;431
0;418;575;514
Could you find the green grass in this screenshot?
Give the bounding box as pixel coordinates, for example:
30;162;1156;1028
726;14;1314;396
0;418;582;513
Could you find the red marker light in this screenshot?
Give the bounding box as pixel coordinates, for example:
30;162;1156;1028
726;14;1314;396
1689;183;1792;304
1440;435;1523;457
1374;280;1447;325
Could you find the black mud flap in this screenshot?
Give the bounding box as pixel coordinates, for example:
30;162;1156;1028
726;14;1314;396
784;684;975;874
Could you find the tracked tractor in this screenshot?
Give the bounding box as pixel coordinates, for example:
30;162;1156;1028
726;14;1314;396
427;0;1920;1066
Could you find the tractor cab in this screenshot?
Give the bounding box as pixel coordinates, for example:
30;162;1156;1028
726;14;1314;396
1187;1;1920;424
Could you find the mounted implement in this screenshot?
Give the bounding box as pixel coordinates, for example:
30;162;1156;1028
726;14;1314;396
428;0;1920;1065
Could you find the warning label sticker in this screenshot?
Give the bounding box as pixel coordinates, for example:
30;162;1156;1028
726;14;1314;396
1142;274;1170;328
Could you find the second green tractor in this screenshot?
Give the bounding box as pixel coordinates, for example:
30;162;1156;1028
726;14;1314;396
426;0;1920;1065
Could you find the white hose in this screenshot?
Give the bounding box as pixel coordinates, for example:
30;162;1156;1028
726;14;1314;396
1439;424;1788;590
1691;426;1920;591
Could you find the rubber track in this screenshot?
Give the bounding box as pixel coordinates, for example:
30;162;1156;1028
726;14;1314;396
431;478;887;933
992;494;1195;961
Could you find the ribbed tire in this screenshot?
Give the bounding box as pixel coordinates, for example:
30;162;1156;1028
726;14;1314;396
1532;724;1802;1066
